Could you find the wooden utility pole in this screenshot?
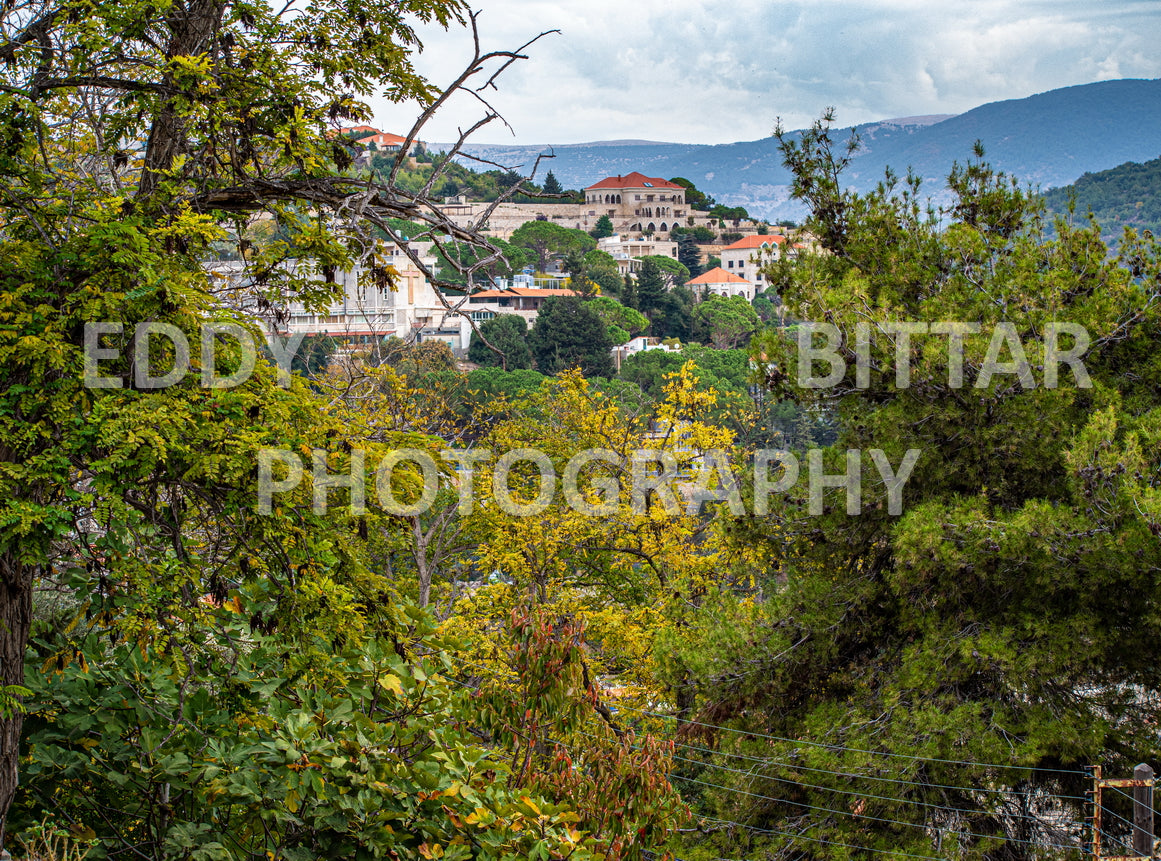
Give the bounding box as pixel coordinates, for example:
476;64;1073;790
1135;763;1154;857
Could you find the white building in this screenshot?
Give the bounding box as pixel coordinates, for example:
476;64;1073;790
597;233;679;277
611;335;680;370
209;244;474;350
718;234;787;290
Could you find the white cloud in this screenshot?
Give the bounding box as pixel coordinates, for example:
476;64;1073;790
368;0;1161;145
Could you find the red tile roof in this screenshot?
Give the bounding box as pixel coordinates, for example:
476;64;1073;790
585;172;684;191
326;124;381;139
687;267;750;285
358;132;411;148
722;234;786;250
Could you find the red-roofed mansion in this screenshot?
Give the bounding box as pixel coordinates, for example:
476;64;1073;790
584;172;689;234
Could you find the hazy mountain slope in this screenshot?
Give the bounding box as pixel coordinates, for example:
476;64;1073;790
847;79;1161;190
440;78;1161;221
1041;155;1161;243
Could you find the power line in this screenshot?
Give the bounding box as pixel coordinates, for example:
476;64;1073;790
453;655;1085;776
446;661;1101;856
672;771;1079;852
668;750;1078;828
659;730;1088;802
612;699;1087;775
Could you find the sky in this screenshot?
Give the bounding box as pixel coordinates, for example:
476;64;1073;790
370;0;1161;147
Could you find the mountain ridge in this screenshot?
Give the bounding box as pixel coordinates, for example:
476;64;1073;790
436;79;1161;221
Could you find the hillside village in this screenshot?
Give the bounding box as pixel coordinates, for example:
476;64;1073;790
254;128;798;368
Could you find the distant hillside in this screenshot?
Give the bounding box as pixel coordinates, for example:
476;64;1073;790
438;79;1161;221
1041;156;1161;242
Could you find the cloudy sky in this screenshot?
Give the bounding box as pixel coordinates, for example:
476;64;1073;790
371;0;1161;146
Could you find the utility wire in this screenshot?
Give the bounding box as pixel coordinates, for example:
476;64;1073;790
672;771;1079;852
565;724;1076;837
658;730;1088;802
454;655;1086;776
449;662;1099;856
667;749;1080;829
611;699;1087;775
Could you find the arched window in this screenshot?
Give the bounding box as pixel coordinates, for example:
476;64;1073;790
647;222;655;232
660;222;668;233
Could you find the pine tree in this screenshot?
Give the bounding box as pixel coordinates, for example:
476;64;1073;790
468;314;532;370
662;116;1161;856
542;170;563;195
527;297;615;377
676;232;702;279
590;214;615;239
621;274;639;310
635;258;667;318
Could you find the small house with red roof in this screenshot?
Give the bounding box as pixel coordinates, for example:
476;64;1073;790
687;266;755;300
357;132;427;157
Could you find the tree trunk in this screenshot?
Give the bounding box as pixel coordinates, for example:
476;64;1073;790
136;0;223;200
413;517;431;608
0;553;34;843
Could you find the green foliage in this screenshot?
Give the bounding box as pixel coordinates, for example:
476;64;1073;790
375;155;571;204
509;221;597;272
621;275;639;310
0;0;626;848
634;258;668;318
465;367;547;403
541;171;564;196
637;255;690;288
528;297;615;377
650;286;697;343
673;225;716;243
774;107;861;254
289;334;338;382
583;249;618;272
691;295;761;349
1041;155;1161;245
669;178;715;212
666;114;1161;856
708;205;750;222
468;314;532;370
435;237;531;286
619;346;749;401
674;232;703;280
590;215;615;239
586;296;649;343
16;592;595;860
751;291;776;322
